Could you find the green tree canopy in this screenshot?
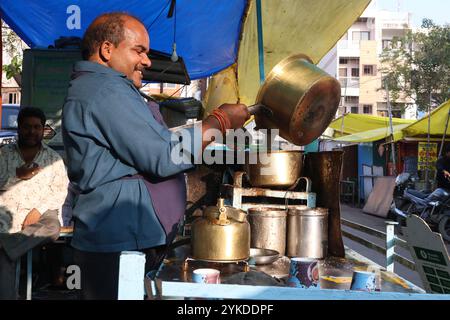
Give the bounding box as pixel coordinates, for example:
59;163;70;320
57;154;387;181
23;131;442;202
380;19;450;112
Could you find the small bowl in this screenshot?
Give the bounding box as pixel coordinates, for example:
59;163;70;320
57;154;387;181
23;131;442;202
248;248;280;265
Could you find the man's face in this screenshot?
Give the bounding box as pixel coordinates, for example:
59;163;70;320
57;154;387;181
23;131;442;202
18;117;44;148
446;151;450;159
107;19;151;88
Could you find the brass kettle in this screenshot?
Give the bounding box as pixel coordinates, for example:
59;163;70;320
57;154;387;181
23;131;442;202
191;198;250;262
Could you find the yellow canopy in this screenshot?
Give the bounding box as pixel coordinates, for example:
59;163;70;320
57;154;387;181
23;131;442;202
204;0;371;113
402;100;450;138
333;123;410;143
332;99;450;143
329;113;414;137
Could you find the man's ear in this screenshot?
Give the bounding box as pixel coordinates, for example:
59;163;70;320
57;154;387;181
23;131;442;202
99;41;114;62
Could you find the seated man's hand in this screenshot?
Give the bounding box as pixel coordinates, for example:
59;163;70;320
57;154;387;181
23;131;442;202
218;103;250;129
16;163;42;180
22;208;42;230
444;170;450;180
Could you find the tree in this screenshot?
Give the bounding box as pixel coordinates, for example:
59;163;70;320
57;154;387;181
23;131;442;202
380;19;450;112
2;19;25;86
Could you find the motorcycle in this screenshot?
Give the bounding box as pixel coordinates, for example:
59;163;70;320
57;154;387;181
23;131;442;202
391;186;450;241
391;172;416;212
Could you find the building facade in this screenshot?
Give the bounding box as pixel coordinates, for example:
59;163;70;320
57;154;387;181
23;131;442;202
319;2;417;119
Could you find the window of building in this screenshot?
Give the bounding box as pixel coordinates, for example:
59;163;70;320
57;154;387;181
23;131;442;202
351;68;359;77
363;65;377;76
351;106;359;114
363;104;373;114
339;58;348;65
339;68;347;77
8;93;19;104
361;31;370;41
352;31;371;42
345;96;359;103
382;40;392;50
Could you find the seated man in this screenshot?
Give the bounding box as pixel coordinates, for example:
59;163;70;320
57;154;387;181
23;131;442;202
0;107;70;298
0;107;69;232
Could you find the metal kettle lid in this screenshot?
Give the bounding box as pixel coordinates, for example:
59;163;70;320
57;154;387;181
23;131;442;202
203;198;248;224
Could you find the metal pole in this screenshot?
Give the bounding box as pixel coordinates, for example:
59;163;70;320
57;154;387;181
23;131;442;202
385;80;397;175
425;93;432;190
385;221;398;273
438;108;450;158
26;250;32;300
256;0;265;84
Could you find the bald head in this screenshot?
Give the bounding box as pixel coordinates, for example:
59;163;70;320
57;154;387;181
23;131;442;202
81;13;146;60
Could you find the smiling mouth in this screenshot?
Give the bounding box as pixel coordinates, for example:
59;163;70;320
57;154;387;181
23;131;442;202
135;70;143;79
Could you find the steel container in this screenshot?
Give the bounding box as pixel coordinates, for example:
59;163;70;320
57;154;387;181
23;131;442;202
248;207;287;256
244;150;303;188
287;207;328;258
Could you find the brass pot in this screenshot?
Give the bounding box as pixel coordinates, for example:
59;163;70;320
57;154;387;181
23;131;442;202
244;150;303;188
191;199;250;262
254;53;341;146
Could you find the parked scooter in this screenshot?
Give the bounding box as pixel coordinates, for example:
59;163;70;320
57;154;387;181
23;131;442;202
391;186;450;241
391;172;415;211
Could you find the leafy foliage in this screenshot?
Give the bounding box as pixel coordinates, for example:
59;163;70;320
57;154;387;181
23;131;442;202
380;19;450;111
1;20;24;85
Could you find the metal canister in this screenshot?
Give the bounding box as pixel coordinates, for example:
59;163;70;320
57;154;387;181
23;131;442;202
248;207;287;256
287;207;328;258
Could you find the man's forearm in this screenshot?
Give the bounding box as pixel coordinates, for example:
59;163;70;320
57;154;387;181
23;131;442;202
201;115;223;151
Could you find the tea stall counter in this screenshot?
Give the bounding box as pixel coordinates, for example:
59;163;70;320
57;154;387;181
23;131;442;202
150;244;436;300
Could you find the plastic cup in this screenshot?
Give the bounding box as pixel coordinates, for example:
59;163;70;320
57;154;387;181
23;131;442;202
350;270;377;292
287;257;320;288
192;268;221;284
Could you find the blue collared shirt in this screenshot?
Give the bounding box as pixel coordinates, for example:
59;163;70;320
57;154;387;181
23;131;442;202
62;61;196;252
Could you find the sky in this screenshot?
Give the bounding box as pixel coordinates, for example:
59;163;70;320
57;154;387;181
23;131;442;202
376;0;449;27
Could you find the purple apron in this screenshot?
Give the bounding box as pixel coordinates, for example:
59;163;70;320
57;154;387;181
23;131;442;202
124;100;186;239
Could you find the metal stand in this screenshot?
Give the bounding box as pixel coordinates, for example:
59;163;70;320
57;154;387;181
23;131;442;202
222;172;316;210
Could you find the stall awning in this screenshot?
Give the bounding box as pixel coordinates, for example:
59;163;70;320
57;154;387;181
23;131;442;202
1;0;372;110
329;113;414;137
402;99;450;138
0;0;247;80
332;99;450;143
333;123;410;143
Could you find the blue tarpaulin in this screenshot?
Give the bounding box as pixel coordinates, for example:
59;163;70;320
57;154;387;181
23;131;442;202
0;0;247;79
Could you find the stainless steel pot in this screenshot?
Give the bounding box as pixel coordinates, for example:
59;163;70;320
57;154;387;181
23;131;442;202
244;150;303;188
286;207;328;258
248;207;287;256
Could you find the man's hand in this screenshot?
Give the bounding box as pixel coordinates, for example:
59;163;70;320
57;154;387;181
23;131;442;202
22;208;42;230
218;103;250;129
16;163;42;180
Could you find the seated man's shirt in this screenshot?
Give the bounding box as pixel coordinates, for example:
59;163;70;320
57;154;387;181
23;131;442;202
0;143;69;233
